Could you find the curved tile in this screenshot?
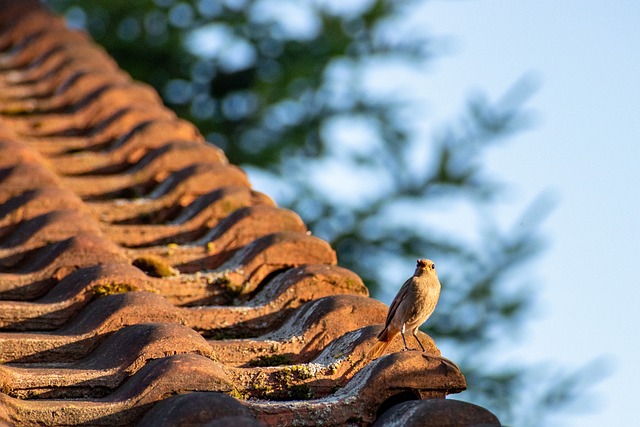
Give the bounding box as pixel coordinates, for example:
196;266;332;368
0;263;151;331
54;120;207;175
137;392;261;427
0;323;213;398
0;161;61;200
0;354;233;426
0;186;85;228
104;187;275;247
0;292;182;363
24;84;165;156
62;142;226;199
0;263;366;332
246;352;465;426
206;294;387;364
87;163;251;223
0;209;102;252
372;399;500;427
0;233;128;300
11;105;174;140
0;3;66;58
180;264;367;330
172;231;337;299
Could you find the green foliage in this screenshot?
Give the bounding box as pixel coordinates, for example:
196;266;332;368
44;0;588;424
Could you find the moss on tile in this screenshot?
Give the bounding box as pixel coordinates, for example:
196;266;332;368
273;365;316;400
288;365;314;380
250;380;273;398
250;354;292;367
344;277;364;291
93;282;137;297
132;256;178;278
228;388;248;400
213;274;231;287
288;384;313;400
221;200;243;215
165;243;179;256
212;274;245;297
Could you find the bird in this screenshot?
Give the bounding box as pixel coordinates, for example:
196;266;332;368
367;258;441;359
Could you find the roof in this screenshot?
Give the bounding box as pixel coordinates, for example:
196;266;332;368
0;1;500;425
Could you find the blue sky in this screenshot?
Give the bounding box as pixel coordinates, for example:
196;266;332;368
411;1;640;425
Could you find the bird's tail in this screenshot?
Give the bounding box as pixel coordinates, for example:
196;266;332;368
366;340;391;359
366;328;396;359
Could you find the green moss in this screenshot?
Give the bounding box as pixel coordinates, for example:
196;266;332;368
221;200;242;215
273;369;293;385
288;384;313;400
212;274;246;297
289;365;314;380
228;388;248;400
243;363;317;400
273;365;315;384
205;327;249;340
250;354;292;367
213;274;231;287
326;362;338;375
132;256;178;278
93;282;137;297
165;243;179;256
344;277;365;292
1;106;29;116
250;381;273;397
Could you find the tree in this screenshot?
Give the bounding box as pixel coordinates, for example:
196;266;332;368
45;0;584;424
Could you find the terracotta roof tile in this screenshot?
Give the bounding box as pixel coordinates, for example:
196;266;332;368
0;2;501;425
373;399;501;426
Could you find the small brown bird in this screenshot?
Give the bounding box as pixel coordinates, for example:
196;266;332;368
367;259;441;359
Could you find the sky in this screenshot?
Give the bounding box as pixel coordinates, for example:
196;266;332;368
408;1;640;426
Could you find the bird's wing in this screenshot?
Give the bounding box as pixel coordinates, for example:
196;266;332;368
384;277;412;328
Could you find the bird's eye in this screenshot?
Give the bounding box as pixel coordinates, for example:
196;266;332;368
431;264;436;270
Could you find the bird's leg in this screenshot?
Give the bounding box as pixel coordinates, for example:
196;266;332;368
413;331;426;352
401;323;409;351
